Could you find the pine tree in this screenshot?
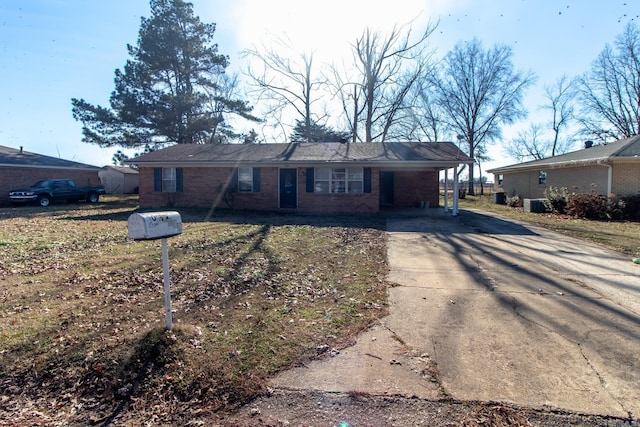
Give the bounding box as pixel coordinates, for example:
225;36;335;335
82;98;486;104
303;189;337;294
72;0;256;148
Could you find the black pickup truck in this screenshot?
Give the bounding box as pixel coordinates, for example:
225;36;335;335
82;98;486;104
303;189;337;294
8;179;106;207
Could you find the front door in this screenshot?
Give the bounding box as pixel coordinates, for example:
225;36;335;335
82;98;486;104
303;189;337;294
380;171;394;206
279;168;297;209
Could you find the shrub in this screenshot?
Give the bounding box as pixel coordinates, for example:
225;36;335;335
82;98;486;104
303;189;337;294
621;194;640;221
543;186;568;214
506;195;523;208
566;193;625;220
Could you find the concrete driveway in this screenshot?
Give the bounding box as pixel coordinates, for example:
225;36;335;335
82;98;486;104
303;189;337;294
272;209;640;419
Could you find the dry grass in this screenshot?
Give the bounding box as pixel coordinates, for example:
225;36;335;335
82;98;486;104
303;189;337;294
0;196;388;425
455;194;640;257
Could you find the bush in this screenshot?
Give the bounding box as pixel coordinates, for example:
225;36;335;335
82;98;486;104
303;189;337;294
506;195;523;208
566;193;625;220
543;186;568;214
621;194;640;221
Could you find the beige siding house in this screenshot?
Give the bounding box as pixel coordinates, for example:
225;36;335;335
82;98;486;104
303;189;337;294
488;135;640;199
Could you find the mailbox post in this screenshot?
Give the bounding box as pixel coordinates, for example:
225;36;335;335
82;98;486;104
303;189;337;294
127;211;182;330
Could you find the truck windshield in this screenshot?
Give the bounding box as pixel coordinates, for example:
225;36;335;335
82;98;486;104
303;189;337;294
31;181;49;188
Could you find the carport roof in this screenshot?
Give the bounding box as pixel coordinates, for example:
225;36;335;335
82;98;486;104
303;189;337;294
128;141;473;169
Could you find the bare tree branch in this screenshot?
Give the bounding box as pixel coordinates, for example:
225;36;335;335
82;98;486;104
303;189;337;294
329;20;437;142
429;38;536;194
578;22;640;141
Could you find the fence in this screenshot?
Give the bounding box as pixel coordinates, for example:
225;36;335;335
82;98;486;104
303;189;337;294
440;182;495;197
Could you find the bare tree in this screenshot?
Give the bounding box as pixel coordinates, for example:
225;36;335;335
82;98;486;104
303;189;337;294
430;38;535;195
542;75;577;156
503;123;548;161
505;76;577;161
399;78;448;141
242;34;327;142
578;22;640;141
331;21;437;142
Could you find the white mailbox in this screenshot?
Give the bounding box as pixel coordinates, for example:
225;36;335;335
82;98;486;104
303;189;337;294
128;211;182;240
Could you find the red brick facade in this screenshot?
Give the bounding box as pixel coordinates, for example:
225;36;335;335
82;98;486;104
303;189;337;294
138;166;439;214
0;167;101;205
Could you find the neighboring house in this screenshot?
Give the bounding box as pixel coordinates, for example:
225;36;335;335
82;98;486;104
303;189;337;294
128;141;472;214
99;166;139;194
488;135;640;200
0;145;102;205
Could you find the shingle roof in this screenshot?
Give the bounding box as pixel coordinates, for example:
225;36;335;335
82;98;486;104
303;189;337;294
101;165;139;175
488;135;640;173
0;145;100;170
128;141;472;168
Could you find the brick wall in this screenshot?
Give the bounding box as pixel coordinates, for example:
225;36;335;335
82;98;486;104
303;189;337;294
0;167;101;205
139;166;441;213
392;170;440;208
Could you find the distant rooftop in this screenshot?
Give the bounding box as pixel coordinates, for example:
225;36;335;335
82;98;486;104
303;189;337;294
0;145;100;170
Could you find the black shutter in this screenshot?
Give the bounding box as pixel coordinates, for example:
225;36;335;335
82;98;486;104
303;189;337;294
363;167;372;193
154;168;162;192
253;168;260;192
230;168;238;192
176;168;183;192
306;168;314;192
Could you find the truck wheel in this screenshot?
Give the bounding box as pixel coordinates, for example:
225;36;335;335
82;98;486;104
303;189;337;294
38;195;51;207
87;192;100;203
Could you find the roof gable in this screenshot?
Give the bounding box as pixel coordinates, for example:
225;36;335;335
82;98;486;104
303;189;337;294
0;145;100;170
128;141;472;167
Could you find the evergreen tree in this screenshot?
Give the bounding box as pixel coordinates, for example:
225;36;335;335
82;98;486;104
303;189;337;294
72;0;256;148
290;119;346;143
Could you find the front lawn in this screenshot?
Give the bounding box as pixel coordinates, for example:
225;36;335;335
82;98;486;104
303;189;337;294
0;198;388;425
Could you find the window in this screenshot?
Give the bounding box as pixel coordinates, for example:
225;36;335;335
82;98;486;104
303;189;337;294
153;167;183;192
538;170;547;185
238;167;254;192
498;174;503;186
162;167;177;192
315;167;363;193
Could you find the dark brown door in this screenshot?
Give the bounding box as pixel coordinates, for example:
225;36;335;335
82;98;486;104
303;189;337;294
380;171;394;206
279;169;297;209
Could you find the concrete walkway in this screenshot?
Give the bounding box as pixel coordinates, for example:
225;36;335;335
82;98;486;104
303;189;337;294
272;209;640;419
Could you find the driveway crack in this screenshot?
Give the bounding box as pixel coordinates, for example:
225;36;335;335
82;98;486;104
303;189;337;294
578;336;632;419
513;302;632;419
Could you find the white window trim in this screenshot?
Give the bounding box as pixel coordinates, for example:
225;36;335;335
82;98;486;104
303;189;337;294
162;167;177;193
538;170;547;185
238;167;254;193
315;167;364;194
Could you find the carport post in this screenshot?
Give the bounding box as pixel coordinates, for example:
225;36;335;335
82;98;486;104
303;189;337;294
452;165;459;216
443;169;449;211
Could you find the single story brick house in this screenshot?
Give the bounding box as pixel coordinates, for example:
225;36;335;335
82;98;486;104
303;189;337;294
488;135;640;200
99;166;139;194
0;145;102;206
128;141;472;214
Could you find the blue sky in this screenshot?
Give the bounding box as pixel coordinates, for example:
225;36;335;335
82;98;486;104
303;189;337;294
0;1;637;169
